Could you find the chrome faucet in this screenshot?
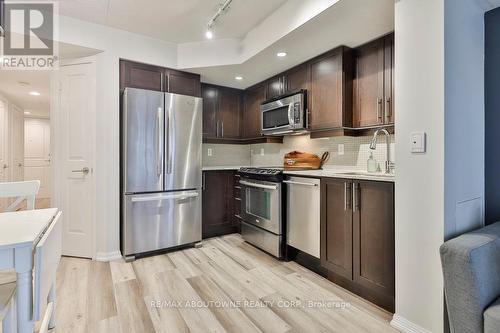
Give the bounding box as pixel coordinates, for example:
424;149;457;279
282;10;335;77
369;128;395;174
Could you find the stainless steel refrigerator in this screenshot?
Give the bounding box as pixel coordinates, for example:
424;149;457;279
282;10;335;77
121;88;202;259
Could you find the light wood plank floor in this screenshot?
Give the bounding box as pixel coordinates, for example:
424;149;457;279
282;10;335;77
51;234;398;333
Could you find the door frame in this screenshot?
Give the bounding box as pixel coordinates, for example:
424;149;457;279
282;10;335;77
51;56;97;259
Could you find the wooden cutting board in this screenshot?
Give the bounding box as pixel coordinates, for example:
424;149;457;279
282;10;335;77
283;151;329;170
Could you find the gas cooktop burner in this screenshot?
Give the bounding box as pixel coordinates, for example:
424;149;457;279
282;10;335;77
239;167;283;175
239;167;284;182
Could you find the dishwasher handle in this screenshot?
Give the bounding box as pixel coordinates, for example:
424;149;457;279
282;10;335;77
283;180;318;187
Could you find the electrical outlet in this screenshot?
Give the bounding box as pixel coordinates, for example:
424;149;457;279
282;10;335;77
207;148;213;157
260;148;265;156
338;144;344;156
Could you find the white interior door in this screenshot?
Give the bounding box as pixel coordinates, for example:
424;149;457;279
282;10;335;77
10;104;24;182
24;118;51;198
55;60;96;258
0;98;9;211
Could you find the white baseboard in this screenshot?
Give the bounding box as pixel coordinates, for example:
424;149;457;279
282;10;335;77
95;250;122;262
391;314;432;333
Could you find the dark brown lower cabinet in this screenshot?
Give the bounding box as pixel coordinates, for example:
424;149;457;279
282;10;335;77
321;178;395;312
202;171;239;238
321;179;353;280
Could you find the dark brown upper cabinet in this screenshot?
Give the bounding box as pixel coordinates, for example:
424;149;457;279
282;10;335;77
120;59;201;97
120;60;164;93
384;33;394;124
202;84;219;139
201;83;242;142
353;33;394;127
243;83;267;139
321;177;395;312
167;69;201;97
309;46;353;133
266;75;285;99
219;87;243;139
266;63;310;100
285;63;310;93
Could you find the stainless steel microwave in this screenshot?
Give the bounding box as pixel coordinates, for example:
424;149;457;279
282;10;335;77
260;90;307;136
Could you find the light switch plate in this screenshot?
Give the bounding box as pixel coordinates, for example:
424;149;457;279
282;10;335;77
207;148;213;157
411;132;426;153
338;144;344;156
260;148;265;156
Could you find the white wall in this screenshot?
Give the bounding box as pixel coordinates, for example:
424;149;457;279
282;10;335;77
394;0;486;332
55;16;178;258
394;0;445;332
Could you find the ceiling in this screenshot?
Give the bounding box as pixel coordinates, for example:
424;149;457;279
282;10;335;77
0;70;50;117
57;0;287;43
0;43;101;117
188;0;394;88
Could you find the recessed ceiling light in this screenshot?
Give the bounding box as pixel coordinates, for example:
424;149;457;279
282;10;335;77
29;91;40;96
205;29;213;39
235;76;243;80
24;111;31;115
277;52;287;57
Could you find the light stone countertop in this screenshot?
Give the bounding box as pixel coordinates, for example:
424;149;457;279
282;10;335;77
283;169;395;183
202;166;247;171
203;166;395;182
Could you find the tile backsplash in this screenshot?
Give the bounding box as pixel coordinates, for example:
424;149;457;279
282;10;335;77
202;144;251;167
203;133;395;171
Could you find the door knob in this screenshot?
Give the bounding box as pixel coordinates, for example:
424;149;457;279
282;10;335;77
2;164;8;169
72;167;90;175
18;163;22;167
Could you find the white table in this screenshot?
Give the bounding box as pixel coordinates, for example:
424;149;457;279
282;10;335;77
0;208;59;333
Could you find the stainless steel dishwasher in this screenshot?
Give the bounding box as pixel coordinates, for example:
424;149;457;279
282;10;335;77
284;176;320;258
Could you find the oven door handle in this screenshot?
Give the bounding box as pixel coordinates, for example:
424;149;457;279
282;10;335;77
239;180;278;190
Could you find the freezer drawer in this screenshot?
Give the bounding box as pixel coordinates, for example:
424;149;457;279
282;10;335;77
284;176;320;258
241;221;282;258
122;190;201;256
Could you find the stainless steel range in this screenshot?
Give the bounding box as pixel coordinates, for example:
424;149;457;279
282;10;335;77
238;167;284;258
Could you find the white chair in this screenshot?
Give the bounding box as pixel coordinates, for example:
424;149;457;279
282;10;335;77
0;180;40;332
0;283;17;333
0;181;40;212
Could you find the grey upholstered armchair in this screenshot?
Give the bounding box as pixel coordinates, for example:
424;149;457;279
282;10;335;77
440;222;500;333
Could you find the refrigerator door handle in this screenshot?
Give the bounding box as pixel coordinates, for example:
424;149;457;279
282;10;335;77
156;107;163;177
166;106;173;174
131;191;199;202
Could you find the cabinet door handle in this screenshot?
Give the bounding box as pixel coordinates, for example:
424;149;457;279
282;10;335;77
353;183;360;212
385;97;392;121
202;172;206;191
344;182;352;211
377;98;383;123
216;121;219;138
221;122;224;138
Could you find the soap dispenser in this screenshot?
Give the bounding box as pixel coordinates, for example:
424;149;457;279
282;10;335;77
367;152;377;173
